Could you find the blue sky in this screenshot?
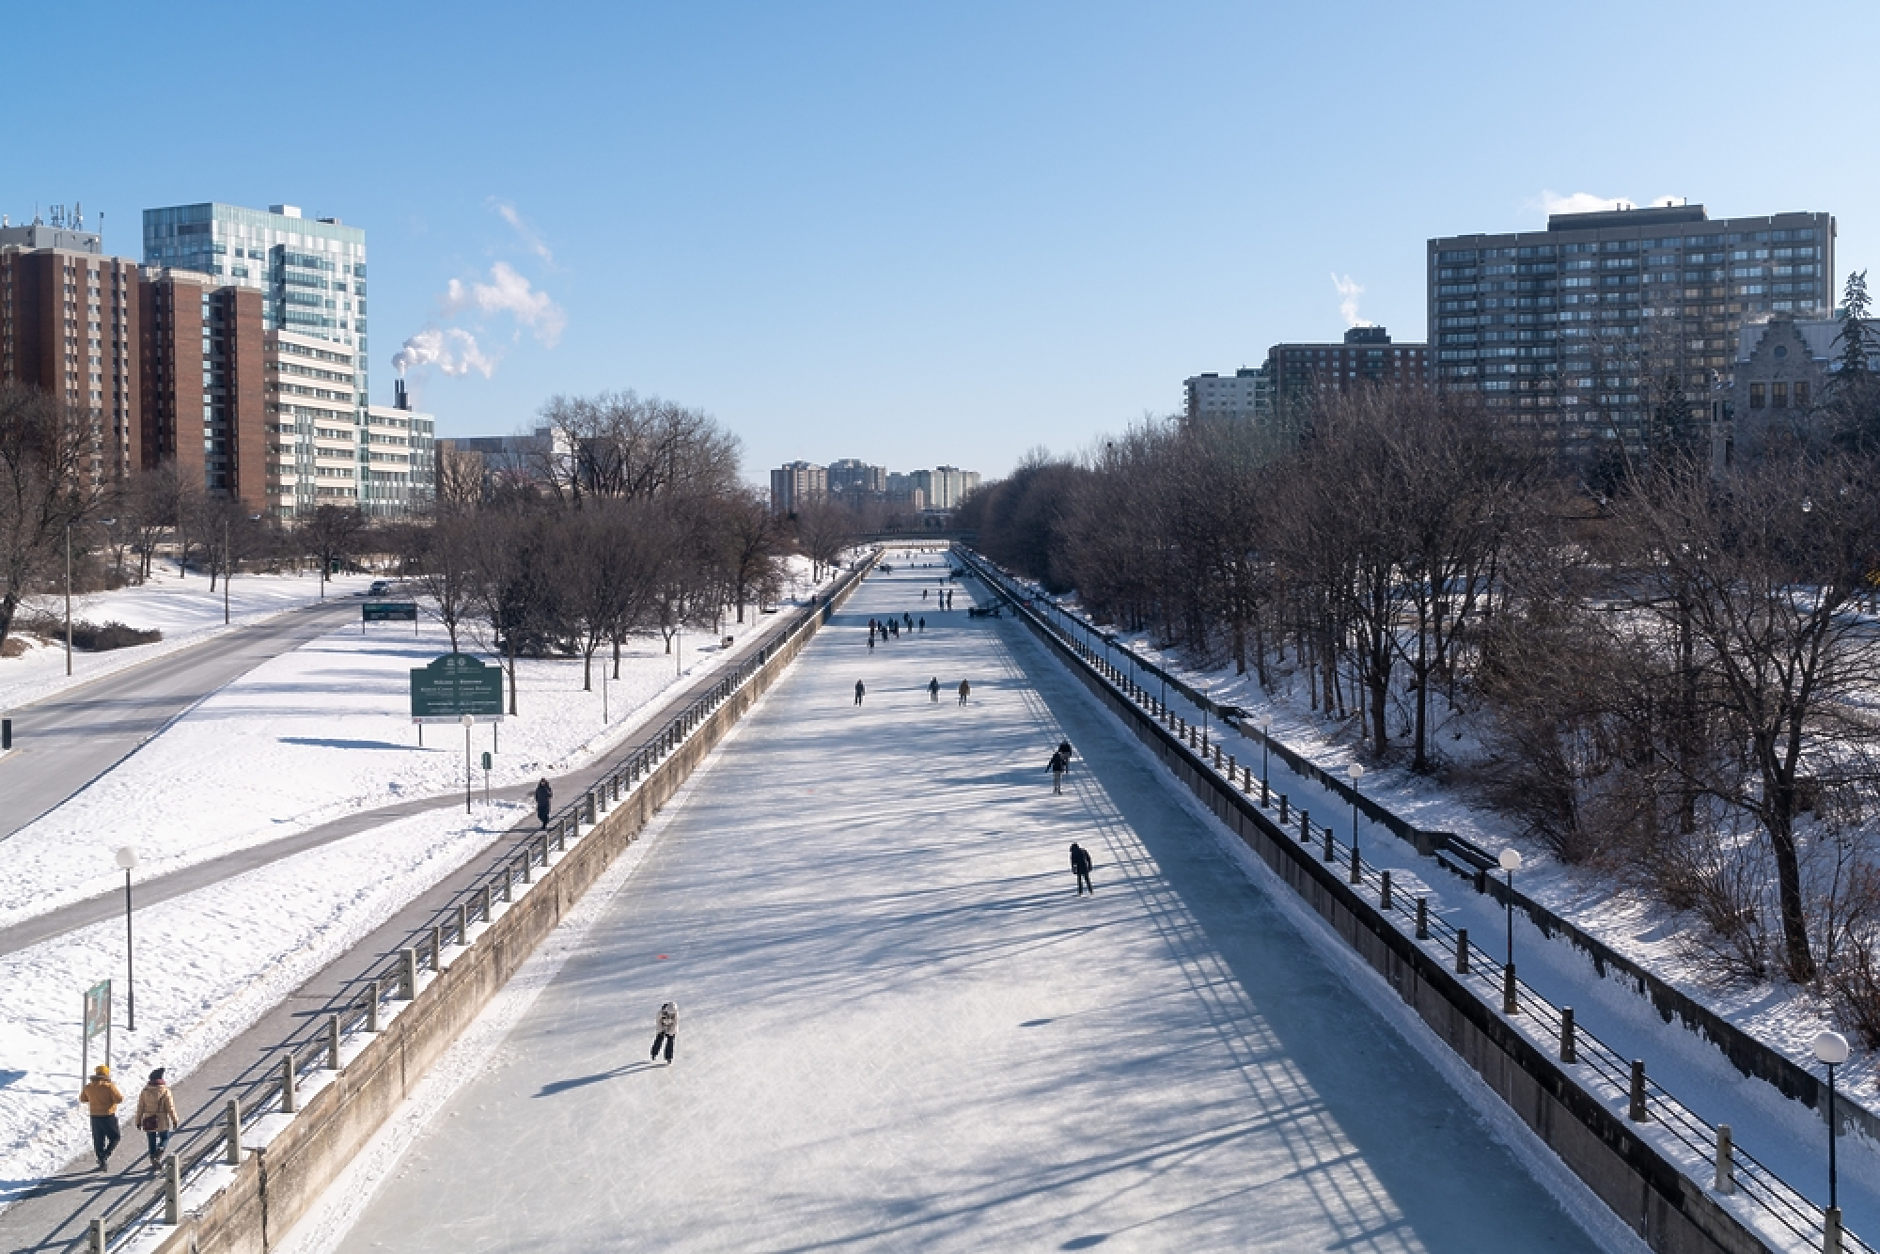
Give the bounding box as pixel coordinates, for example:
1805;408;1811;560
6;1;1873;480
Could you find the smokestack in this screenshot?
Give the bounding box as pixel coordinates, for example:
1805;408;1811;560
395;378;409;411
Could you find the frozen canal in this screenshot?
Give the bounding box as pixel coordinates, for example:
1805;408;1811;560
317;559;1627;1253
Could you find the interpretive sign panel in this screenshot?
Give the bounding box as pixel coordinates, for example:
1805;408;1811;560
365;601;419;622
411;653;505;723
81;979;111;1081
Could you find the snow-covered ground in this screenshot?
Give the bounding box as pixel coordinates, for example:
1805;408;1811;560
0;566;375;715
283;561;1638;1254
992;573;1880;1248
0;558;832;1199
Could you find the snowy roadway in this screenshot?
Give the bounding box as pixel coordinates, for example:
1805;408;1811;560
299;559;1634;1254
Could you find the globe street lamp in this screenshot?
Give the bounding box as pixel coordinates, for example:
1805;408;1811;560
460;713;475;813
114;846;139;1030
1500;848;1524;1014
1815;1029;1850;1224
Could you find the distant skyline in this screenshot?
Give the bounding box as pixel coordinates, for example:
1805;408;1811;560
6;1;1873;482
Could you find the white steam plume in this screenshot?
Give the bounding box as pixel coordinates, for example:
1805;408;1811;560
1331;273;1371;329
392;326;495;378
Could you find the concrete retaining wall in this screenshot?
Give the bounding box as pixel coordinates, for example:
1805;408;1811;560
149;564;871;1254
975;554;1774;1254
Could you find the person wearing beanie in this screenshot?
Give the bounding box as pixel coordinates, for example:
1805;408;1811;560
79;1065;123;1171
134;1068;179;1171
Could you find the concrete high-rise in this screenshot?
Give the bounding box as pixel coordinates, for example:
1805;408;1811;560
770;461;827;514
1428;203;1835;459
143;202;390;517
1264;326;1428;425
1183;367;1270;426
0;211;141;484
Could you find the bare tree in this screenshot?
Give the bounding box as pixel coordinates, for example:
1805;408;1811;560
0;384;102;647
302;504;367;595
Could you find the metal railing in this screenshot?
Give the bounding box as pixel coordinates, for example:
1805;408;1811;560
961;547;1865;1254
74;565;868;1252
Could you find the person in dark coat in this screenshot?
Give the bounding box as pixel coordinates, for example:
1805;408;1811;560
1047;748;1069;794
957;679;970;705
1070;842;1094;895
928;677;940;704
855;680;866;705
534;779;552;829
651;1001;679;1064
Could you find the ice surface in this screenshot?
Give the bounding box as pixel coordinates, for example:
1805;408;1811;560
306;559;1634;1253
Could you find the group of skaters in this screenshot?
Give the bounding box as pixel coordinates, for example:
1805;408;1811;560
856;676;970;705
865;614;926;649
924;585;957;611
79;1065;179;1173
1045;740;1098;893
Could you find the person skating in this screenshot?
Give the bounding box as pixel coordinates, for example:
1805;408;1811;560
928;677;940;704
917;617;925;633
651;1001;679;1064
855;680;866;705
957;679;971;705
1047;748;1069;794
79;1064;122;1171
534;778;553;830
1070;842;1094;895
868;631;875;651
134;1068;179;1172
1057;740;1074;766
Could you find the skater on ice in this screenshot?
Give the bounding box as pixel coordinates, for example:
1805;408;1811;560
1047;747;1069;794
928;677;940;704
651;1001;679;1064
854;680;866;705
957;679;971;705
1070;842;1094;895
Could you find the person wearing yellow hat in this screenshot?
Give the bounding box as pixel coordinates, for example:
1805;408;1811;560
79;1064;123;1171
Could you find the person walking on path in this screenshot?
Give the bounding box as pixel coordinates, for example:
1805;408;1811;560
134;1068;179;1171
534;778;553;830
917;617;925;633
957;679;971;705
855;680;866;705
928;677;940;704
1070;842;1094;895
80;1065;122;1171
651;1001;679;1064
1047;748;1069;794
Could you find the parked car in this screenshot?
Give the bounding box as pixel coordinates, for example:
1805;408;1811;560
366;580;392;597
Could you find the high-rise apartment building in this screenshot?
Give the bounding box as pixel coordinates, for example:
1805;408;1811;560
0;213;141;483
1427;203;1835;458
1264;326;1428;423
827;458;886;495
365;380;436;514
1183;367;1270;425
144;202;392;516
770;460;827;514
140;269;267;505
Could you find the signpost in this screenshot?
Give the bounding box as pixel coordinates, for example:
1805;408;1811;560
365;602;420;636
81;980;111;1085
411;653;504;723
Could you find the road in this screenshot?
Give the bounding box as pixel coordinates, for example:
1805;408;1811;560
0;598;361;843
308;562;1618;1254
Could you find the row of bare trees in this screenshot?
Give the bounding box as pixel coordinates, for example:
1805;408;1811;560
403;393;792;715
962;385;1880;1016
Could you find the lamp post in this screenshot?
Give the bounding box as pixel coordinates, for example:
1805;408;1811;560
223;516;231;625
114;846;139;1030
64;520;74;676
460;714;475;813
1262;724;1270;790
1500;848;1523;1013
1815;1029;1849;1224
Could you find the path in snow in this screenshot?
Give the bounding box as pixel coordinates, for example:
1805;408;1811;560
314;561;1625;1254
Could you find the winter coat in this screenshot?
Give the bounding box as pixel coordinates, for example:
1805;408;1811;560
1070;844;1093;875
958;681;971;698
80;1077;123;1116
135;1082;179;1132
1047;751;1067;775
657;1003;679;1035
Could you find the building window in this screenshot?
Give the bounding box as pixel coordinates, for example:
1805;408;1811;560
1772;382;1788;409
1750;383;1765;409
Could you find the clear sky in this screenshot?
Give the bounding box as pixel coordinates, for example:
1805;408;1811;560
6;1;1873;481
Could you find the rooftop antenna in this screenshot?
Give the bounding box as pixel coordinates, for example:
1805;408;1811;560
74;201;82;230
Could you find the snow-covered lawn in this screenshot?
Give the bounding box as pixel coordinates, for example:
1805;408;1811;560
0;566;377;715
0;558;834;1201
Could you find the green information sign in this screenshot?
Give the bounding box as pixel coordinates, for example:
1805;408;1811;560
365;601;419;622
411;653;505;723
